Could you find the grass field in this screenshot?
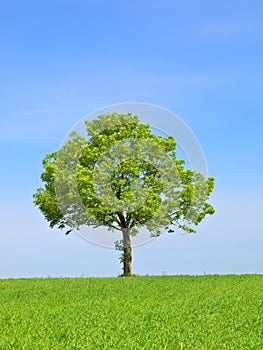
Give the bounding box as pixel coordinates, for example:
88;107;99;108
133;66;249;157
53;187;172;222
0;275;262;349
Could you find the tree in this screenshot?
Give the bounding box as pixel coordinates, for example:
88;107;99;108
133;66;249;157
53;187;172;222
33;112;215;276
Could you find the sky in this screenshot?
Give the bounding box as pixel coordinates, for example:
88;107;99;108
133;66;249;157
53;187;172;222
0;0;262;278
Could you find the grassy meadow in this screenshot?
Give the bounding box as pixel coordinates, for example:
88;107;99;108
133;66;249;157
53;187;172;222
0;275;262;349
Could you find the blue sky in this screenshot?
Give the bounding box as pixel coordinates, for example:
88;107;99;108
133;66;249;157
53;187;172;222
0;0;262;278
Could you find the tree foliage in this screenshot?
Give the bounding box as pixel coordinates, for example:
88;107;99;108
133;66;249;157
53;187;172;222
33;112;215;275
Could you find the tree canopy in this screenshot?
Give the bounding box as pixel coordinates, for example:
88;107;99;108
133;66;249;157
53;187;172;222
33;112;215;275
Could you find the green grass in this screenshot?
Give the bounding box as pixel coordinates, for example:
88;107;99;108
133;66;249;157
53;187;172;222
0;275;262;349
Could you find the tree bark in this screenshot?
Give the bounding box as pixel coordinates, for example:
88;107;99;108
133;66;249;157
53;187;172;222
122;228;132;276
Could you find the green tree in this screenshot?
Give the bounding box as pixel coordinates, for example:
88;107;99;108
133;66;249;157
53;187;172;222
33;113;215;276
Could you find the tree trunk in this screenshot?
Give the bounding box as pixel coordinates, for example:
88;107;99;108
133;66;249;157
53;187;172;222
122;228;132;276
